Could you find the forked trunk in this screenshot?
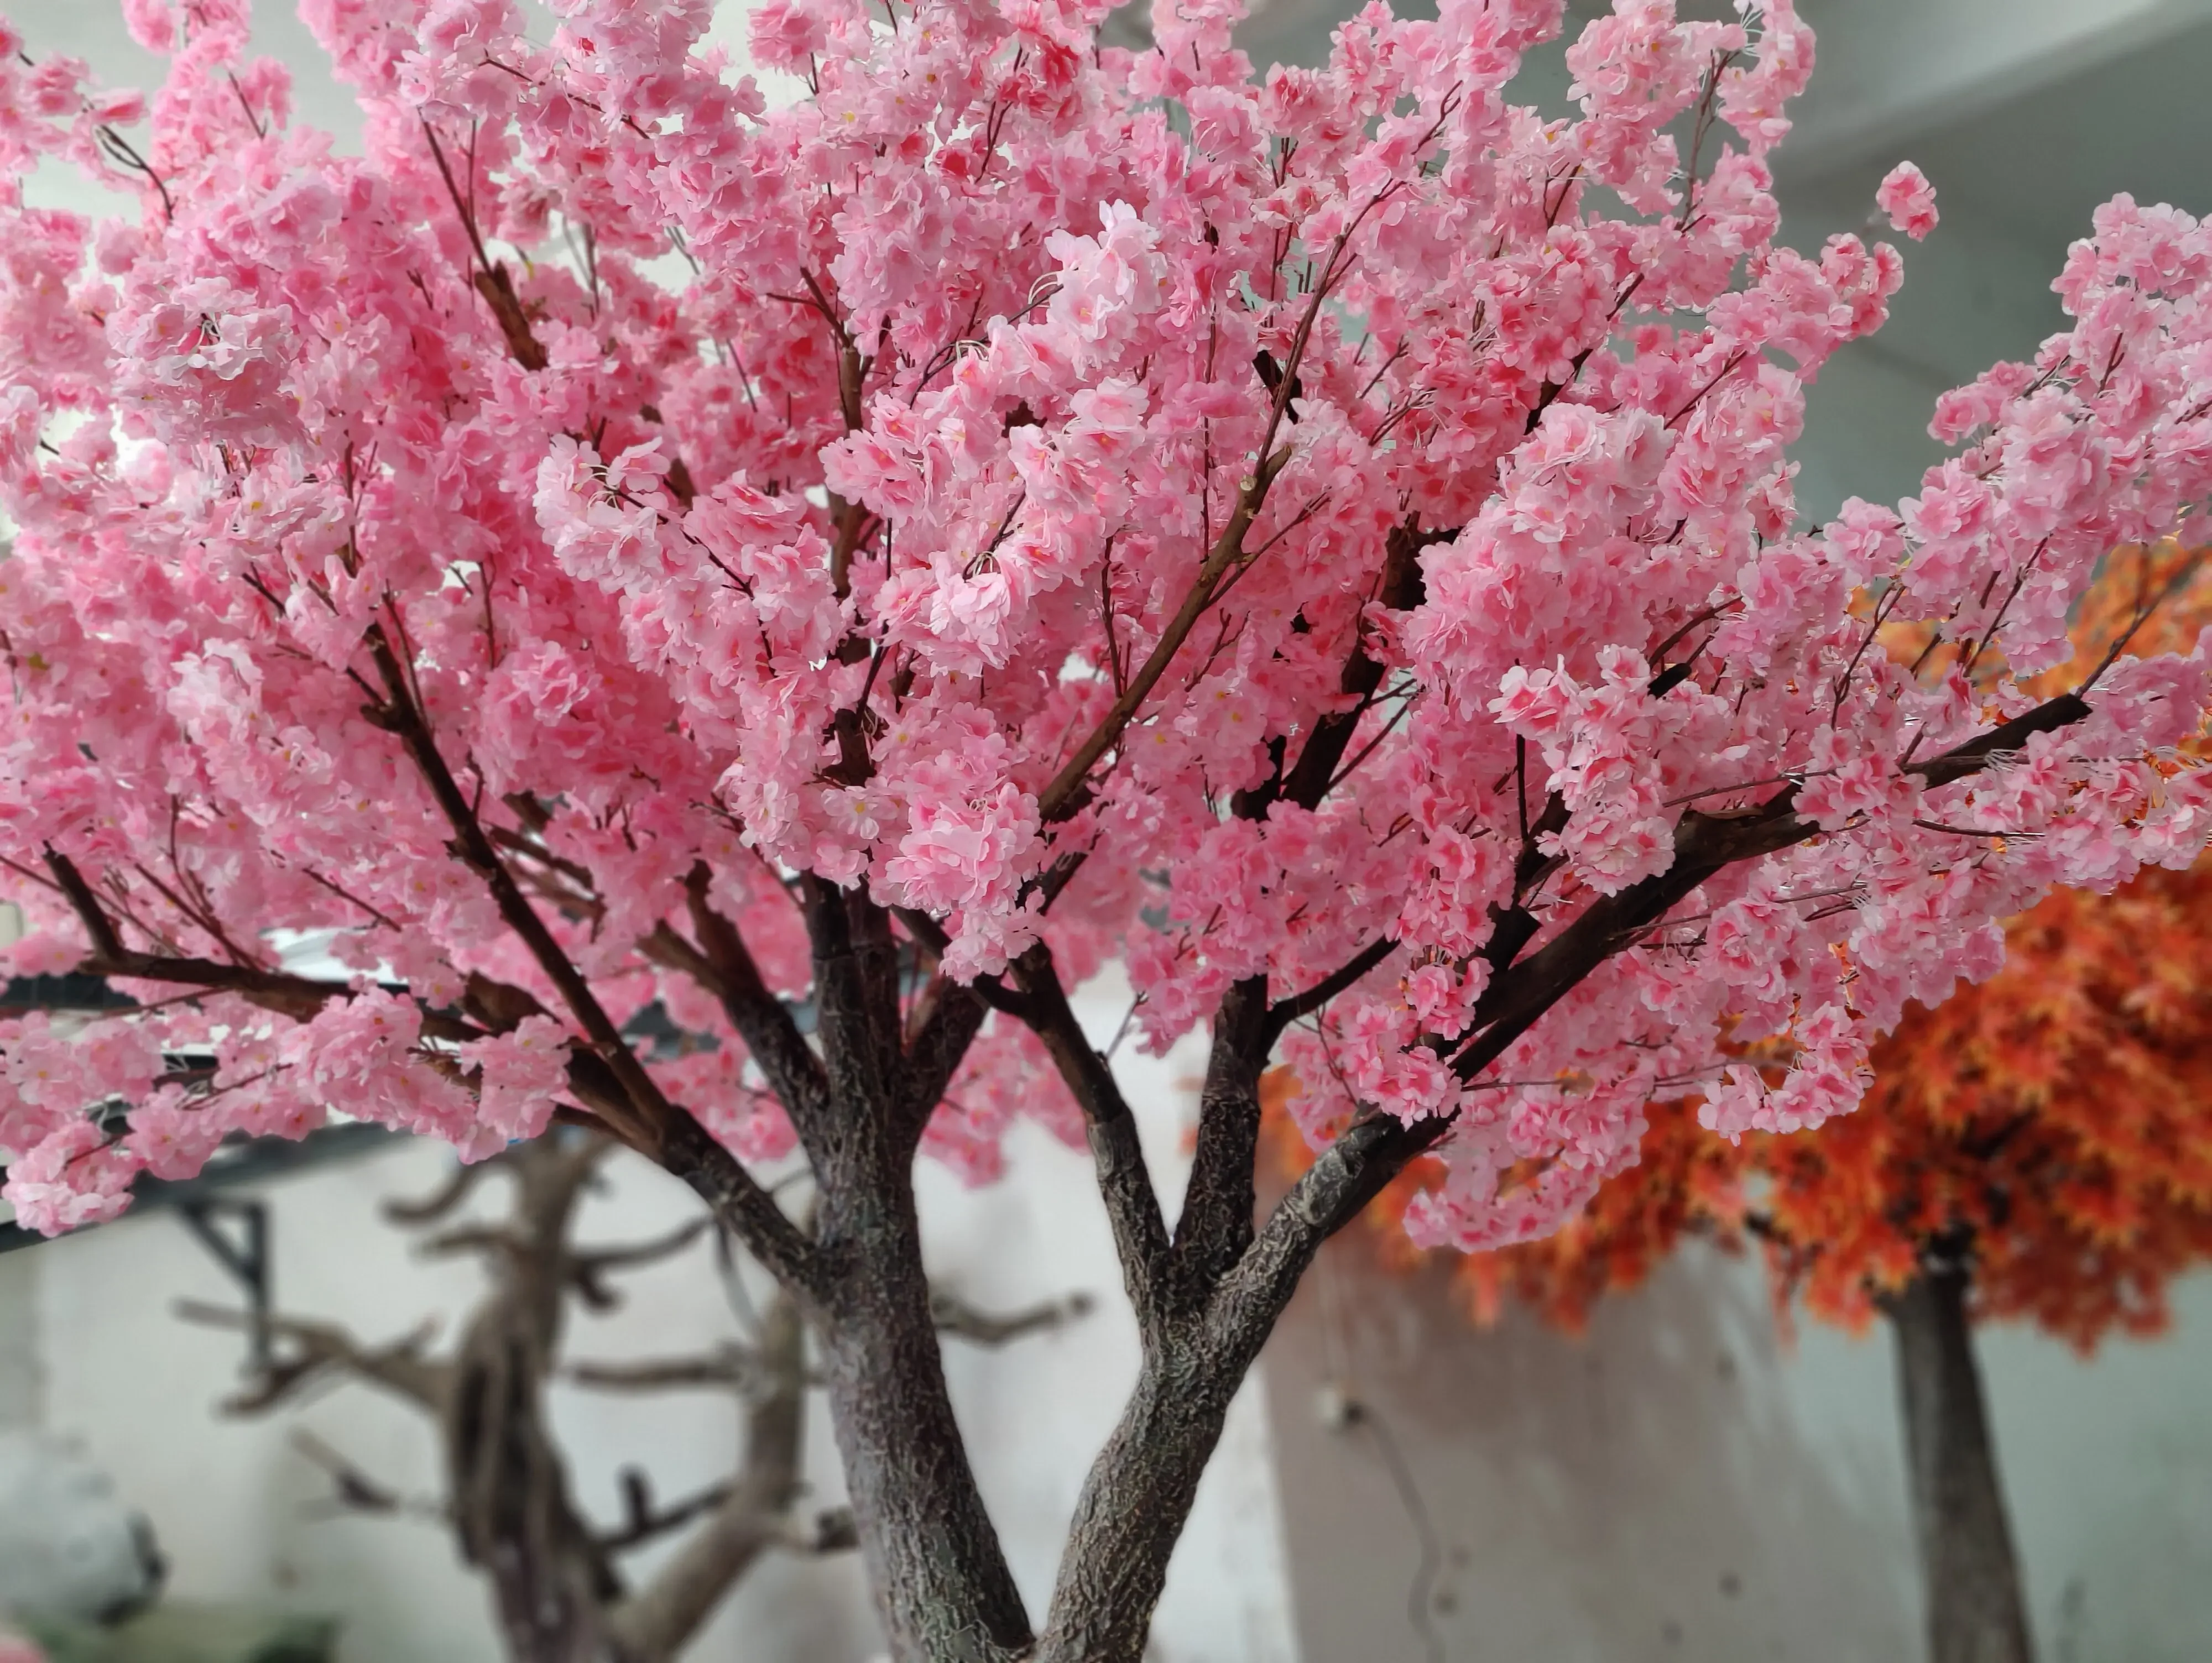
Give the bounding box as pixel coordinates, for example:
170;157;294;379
1884;1264;2035;1663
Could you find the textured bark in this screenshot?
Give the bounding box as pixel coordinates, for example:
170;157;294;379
813;1196;1034;1663
1885;1266;2036;1663
1029;1336;1246;1663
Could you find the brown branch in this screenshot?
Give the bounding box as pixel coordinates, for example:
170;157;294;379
1034;441;1293;822
1166;977;1271;1309
360;632;822;1295
1008;942;1171;1329
1264;936;1397;1042
1188;688;2105;1399
41;846;486;1039
177;1300;448;1415
568;1345;756;1394
930;1288;1095;1346
574;1217;714;1277
660;864;828;1119
383;1150;519;1225
798;874;902;1141
1031;224;1374;828
608;1289;823;1660
1272;517;1439;813
421;118;548;372
891;973;991;1151
289;1429;440;1520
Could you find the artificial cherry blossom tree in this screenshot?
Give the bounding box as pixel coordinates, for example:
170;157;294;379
5;0;2212;1656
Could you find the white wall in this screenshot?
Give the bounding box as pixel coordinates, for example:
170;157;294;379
18;971;1301;1663
1262;1235;2212;1662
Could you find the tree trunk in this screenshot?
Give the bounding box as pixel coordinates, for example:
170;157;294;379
813;1197;1035;1663
1028;1342;1246;1663
1885;1265;2035;1663
448;1309;629;1663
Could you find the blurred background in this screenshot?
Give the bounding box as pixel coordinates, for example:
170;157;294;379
3;1;2211;1659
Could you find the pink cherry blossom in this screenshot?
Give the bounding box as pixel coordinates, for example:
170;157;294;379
1877;160;1939;241
0;0;2205;1284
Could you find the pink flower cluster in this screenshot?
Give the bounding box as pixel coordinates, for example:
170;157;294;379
3;0;2210;1253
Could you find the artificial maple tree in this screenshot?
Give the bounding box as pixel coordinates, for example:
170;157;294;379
1266;546;2212;1663
5;0;2212;1657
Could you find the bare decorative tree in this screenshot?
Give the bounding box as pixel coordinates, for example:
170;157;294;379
181;1133;1085;1663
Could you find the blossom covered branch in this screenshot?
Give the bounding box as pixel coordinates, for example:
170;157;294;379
6;0;2212;1654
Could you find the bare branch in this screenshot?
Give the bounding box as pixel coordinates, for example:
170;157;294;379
290;1429;442;1521
568;1345;758;1394
608;1290;821;1660
384;1154;514;1225
178;1300;448;1415
599;1469;736;1554
575;1216;714;1277
931;1289;1095;1346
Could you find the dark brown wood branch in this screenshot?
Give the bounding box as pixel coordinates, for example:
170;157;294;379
1167;977;1272;1309
472;266;550;372
1907;692;2090;788
1273;517;1438;813
363;632;668;1147
891;974;990;1151
664;862;829;1117
1264;936;1397;1041
799;875;904;1156
41;848;475;1031
359;632;821;1295
1009;942;1171;1329
1456;689;2099;1084
1034;440;1292;823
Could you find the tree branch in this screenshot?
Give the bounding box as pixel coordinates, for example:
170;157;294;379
892;974;990;1152
1272;517;1438;814
359;634;823;1295
930;1288;1095;1346
1166;977;1271;1310
363;632;669;1148
1009;943;1171;1330
659;863;830;1119
40;848;465;1029
178;1300;450;1415
1206;1110;1455;1349
1264;936;1397;1042
568;1345;759;1394
608;1289;823;1661
799;875;902;1146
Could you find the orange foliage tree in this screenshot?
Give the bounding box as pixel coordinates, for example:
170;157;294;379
1264;543;2212;1663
